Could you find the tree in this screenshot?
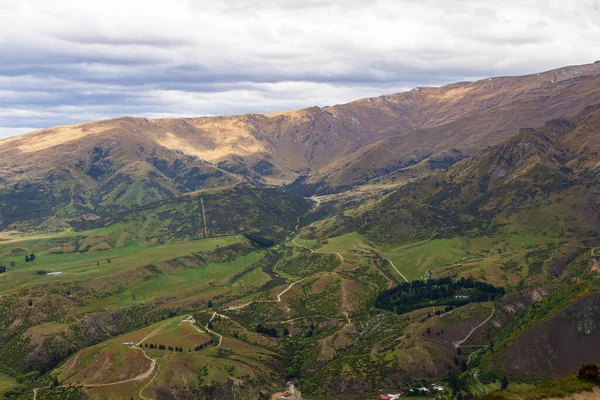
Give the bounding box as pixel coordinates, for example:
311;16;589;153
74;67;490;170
29;253;35;261
578;364;599;380
283;327;290;336
106;258;111;264
27;299;33;307
501;375;509;390
25;255;30;262
207;299;213;308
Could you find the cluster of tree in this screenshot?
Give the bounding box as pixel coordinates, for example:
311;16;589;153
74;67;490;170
448;369;508;399
375;277;505;314
25;253;36;262
244;233;275;248
193;339;215;351
305;322;315;337
142;343;186;352
256;324;278;337
0;261;16;273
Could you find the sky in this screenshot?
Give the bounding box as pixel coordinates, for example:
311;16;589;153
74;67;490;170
0;0;599;138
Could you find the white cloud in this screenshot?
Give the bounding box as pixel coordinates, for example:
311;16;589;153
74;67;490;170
0;0;599;137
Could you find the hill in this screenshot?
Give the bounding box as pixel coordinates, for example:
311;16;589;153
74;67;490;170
3;63;600;400
3;63;600;227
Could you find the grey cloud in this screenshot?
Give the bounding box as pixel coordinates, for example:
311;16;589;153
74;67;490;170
0;0;599;137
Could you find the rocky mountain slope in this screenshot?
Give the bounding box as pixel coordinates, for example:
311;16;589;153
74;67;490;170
313;105;600;248
2;63;600;227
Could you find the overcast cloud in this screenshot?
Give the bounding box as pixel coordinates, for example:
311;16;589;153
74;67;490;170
0;0;599;137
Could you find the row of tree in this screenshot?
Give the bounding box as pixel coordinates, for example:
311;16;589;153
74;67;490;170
142;343;187;352
193;339;216;351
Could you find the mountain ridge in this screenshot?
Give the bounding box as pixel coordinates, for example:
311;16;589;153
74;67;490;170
2;62;600;226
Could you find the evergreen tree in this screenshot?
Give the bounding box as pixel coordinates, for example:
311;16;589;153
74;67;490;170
501;376;509;390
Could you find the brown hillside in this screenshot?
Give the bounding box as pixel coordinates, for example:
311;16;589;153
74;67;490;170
2;62;600;223
503;292;600;379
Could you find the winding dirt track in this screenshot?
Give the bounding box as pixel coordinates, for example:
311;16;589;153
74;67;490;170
205;312;223;347
291;239;314;253
139;364;161;400
78;319;174;388
453;306;495;348
32;319;176;399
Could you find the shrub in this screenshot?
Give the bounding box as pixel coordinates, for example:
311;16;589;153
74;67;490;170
578;364;599;380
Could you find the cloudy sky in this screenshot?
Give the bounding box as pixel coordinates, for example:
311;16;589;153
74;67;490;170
0;0;599;138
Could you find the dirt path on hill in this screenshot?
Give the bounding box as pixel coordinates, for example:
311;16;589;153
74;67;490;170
33;317;204;399
79;319;174;388
291;239;314;253
205;312;223;348
139;363;161;400
200;197;208;238
385;258;409;283
453;306;495;348
473;371;484;394
467;346;487;364
223;277;309;312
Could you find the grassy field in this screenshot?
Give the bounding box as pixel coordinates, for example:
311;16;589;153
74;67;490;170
0;372;16;395
315;232;368;254
379;234;558;284
380;237;469;281
0;234;242;293
72;250;266;313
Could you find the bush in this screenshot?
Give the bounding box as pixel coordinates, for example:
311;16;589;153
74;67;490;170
578;364;599;380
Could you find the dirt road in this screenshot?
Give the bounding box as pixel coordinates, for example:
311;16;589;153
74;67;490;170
385;258;409;283
453;306;495;348
205;312;223;347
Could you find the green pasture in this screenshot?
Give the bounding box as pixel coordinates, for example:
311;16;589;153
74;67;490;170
315;232;367;254
0;234;241;293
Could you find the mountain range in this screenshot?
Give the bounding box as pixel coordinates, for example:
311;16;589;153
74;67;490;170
1;62;600;400
2;62;600;227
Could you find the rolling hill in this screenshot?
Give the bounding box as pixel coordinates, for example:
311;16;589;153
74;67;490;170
2;63;600;400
